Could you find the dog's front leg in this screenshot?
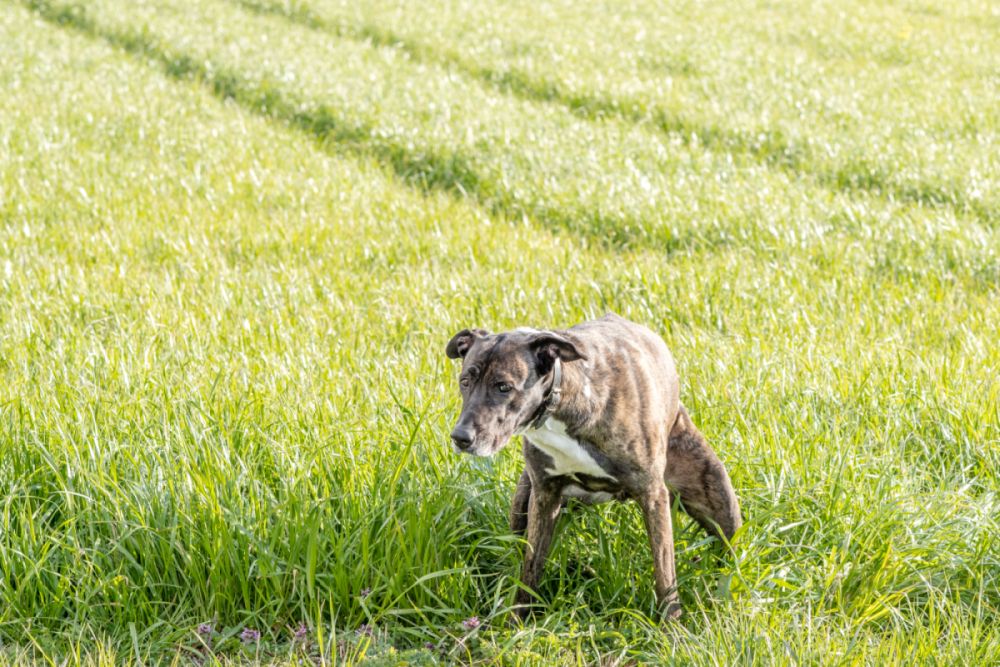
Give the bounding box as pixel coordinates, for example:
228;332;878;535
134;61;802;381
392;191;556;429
509;468;532;535
513;484;560;619
639;483;683;620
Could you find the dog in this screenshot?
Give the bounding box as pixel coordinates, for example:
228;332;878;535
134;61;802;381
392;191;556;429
446;314;742;619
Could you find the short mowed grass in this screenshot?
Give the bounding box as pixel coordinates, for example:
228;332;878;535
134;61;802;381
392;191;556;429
0;0;997;664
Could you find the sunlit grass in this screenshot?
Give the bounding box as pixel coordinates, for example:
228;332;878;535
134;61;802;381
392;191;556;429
252;0;1000;223
1;0;998;664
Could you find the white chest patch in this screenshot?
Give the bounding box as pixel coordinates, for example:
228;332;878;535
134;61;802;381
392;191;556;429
522;419;615;481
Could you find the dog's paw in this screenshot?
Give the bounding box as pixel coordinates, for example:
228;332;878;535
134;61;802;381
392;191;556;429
662;600;683;622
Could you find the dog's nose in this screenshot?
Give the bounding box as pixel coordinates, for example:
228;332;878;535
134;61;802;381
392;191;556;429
451;426;474;451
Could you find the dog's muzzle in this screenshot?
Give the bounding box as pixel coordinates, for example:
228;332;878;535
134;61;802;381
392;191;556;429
450;425;474;452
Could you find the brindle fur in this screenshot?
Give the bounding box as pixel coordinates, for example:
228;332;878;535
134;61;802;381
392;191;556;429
446;314;742;621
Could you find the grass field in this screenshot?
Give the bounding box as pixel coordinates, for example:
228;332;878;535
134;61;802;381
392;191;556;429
1;0;998;663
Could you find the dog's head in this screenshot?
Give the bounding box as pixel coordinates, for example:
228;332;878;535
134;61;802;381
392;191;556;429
445;327;586;456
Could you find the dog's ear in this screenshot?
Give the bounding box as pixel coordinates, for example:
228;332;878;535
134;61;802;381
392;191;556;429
446;328;489;359
529;332;586;372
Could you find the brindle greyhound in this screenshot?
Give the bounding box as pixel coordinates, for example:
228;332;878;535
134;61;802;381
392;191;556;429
446;314;741;620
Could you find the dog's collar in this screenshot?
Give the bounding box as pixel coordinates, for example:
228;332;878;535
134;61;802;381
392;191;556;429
529;358;562;430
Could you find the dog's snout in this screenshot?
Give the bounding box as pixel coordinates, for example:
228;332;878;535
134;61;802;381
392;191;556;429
451;425;474;451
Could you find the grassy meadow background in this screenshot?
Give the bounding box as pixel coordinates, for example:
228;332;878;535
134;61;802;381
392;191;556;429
1;0;998;663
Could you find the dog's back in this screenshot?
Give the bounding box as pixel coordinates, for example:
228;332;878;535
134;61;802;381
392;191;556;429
566;313;681;436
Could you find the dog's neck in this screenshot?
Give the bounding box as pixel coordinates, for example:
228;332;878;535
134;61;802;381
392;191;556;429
539;360;601;432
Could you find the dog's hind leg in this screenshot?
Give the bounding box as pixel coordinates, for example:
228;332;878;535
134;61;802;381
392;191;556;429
509;467;532;535
638;481;683;619
665;406;742;541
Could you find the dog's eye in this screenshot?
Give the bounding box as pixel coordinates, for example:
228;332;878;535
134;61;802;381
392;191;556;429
460;376;471;388
496;382;513;393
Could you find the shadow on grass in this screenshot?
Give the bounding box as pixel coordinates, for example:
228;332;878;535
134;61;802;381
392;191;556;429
231;0;996;228
24;0;699;255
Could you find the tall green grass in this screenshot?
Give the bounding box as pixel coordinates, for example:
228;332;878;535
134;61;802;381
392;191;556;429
1;0;998;664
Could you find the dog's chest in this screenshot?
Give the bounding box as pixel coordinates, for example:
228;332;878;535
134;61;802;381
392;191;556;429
522;419;619;502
